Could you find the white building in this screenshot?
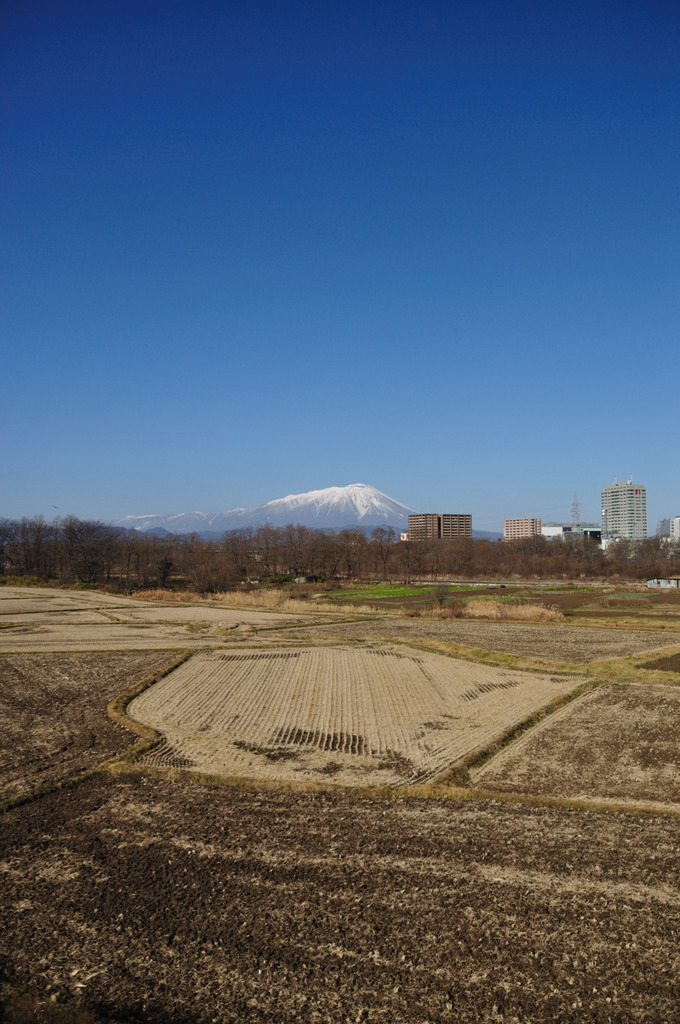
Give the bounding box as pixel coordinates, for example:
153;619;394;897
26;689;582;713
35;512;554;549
542;522;601;542
601;480;647;541
670;517;680;542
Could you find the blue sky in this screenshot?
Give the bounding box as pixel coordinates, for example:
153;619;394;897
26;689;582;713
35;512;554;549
3;1;678;532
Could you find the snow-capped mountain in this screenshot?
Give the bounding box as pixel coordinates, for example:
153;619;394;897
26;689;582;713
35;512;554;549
114;484;415;535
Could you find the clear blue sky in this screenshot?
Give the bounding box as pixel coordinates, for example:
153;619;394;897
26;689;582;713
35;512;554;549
3;1;678;532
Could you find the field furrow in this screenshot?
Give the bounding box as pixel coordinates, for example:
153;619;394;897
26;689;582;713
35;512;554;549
127;645;579;786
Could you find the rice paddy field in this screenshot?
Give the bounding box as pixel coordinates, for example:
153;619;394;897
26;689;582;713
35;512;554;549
129;646;577;785
1;585;679;1023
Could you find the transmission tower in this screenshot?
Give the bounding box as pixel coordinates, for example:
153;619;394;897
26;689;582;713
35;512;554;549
570;492;581;526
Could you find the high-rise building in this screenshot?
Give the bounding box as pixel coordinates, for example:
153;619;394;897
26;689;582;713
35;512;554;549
504;518;542;540
601;480;647;541
407;513;472;540
670;517;680;542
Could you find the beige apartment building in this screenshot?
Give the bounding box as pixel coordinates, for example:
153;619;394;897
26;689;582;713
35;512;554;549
408;513;472;541
504;517;542;540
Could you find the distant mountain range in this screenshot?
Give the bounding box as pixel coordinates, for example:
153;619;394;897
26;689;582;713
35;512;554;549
113;483;500;538
114;484;414;535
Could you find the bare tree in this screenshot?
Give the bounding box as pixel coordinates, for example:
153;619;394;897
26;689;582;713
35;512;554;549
60;517;122;584
0;518;16;575
338;529;367;579
10;517;58;579
371;527;396;580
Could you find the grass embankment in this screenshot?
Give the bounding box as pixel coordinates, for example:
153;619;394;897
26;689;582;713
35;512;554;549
105;650;195;767
435;681;596;787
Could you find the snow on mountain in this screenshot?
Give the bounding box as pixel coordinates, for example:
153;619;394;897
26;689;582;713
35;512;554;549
252;484;412;526
114;484;415;535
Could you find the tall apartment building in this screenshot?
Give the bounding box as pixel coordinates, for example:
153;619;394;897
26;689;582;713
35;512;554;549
407;513;472;540
670;517;680;542
504;518;542;540
601;480;647;540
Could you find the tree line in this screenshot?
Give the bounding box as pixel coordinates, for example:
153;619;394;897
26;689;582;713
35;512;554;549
0;516;678;591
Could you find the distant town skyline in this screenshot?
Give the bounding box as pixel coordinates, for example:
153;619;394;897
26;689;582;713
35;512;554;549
4;476;676;545
3;3;678;532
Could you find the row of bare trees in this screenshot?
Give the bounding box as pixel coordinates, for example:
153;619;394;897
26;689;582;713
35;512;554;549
1;517;678;591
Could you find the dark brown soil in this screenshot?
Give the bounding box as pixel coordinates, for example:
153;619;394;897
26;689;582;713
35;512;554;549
1;775;678;1024
0;652;180;801
640;652;680;674
550;589;680;613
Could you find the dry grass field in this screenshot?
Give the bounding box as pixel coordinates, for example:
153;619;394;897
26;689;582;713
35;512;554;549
2;585;680;1023
281;615;680;664
0;587;310;651
129;646;578;785
473;682;680;808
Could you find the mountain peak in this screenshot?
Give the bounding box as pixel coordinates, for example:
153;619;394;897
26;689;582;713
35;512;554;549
114;483;415;534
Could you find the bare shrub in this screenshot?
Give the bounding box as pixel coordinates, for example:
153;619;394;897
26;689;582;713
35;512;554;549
463;599;564;623
131;587;346;614
417;599;562;623
441;600;467;619
431;586;450;609
211;589;383;616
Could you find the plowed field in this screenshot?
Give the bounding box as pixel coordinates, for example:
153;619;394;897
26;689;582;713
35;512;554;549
1;776;678;1024
2;587;680;1023
129;646;579;785
474;682;680;808
0;651;179;801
